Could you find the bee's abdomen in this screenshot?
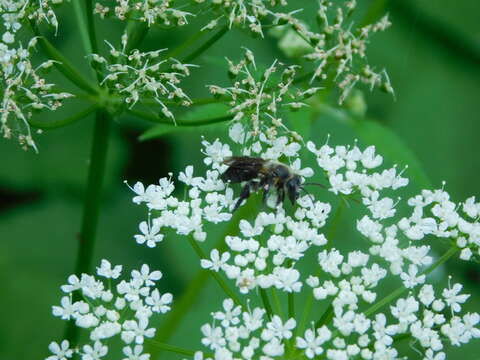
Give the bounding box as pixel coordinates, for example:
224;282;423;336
221;157;266;183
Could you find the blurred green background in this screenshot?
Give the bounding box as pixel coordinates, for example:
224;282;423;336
1;0;479;359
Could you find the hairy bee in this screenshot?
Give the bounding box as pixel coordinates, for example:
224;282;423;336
221;156;302;211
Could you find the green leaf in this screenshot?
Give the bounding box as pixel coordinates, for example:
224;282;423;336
138;103;231;141
353;119;432;190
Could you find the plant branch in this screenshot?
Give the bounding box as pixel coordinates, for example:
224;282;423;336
260;289;274;320
364;246;459;316
187;237;245;308
125;21;149;53
128;108;233;126
72;0;92;56
146;340;205;357
64;109;112;345
28;105;98;129
29;23;98;95
166;28;209;59
146;204;253;358
182;25;229;63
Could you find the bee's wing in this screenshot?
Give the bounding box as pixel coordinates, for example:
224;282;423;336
221;157;266;183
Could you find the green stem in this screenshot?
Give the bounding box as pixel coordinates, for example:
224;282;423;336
125;21;149;53
128;109;233;126
187;237;245;308
315;303;333;329
147;204;253;359
85;0;99;54
146;340;202;357
182;25;229;63
364;246;459;316
28;105;98;129
139;97;225;107
271;289;284;319
30;23;98;95
288;292;295;319
64;109;112;345
85;0;103;83
260;289;274;320
72;0;92;56
299;201;344;332
166;28;209;59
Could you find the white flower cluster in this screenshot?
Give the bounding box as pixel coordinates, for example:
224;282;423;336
198;0;289;35
131;124;480;358
46;259;172;360
396;190;480;262
274;0;394;104
0;0;66;43
0;37;72;151
92;33;196;121
194;298;297;360
94;0;193;26
209;49;321;141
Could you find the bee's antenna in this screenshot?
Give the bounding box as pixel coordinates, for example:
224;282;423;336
303;182;327;189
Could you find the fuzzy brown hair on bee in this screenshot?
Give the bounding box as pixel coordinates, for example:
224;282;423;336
221;156;303;211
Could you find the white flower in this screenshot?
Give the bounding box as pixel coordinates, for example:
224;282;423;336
81;341;108;360
443;283;470;313
97;259;122;279
145;289;172;313
213;299;241;327
131;264;162;287
46;340;73;360
134;221;164;248
296;326;331;358
201;249;230;271
261;316;296;341
121;318;156;344
400;264;426;289
122;345;150;360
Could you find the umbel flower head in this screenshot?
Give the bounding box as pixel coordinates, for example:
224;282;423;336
0;37;72;151
208;48;321;141
92;32;196;122
0;0;71;151
130;110;480;358
46;259;172;360
93;0;193;26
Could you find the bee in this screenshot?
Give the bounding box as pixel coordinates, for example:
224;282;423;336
221;156;303;211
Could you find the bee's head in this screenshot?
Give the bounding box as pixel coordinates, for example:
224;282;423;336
286;175;302;204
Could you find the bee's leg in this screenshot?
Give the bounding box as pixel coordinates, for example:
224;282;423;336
233;182;251;211
261;176;274;204
276;186;285;206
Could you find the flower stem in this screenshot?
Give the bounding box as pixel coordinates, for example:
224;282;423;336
128;108;233;126
166;28;209;59
72;0;92;56
29;23;98;95
146;204;252;358
85;0;103;83
182;25;229;63
64;109;112;345
125;21;149;53
187;237;245;308
260;289;274;320
271;288;284;319
364;246;459;316
28;105;98;130
288;292;295;318
299;201;344;333
146;340;203;357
